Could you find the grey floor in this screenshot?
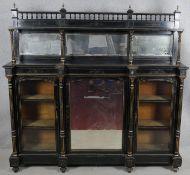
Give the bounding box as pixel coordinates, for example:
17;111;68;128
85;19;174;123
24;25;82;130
0;147;190;175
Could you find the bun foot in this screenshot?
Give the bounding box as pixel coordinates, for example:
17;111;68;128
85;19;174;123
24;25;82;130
12;167;19;173
127;167;133;173
60;167;66;173
173;167;179;172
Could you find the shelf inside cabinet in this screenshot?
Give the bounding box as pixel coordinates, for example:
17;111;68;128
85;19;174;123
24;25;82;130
137;143;170;152
21;95;54;101
139;95;171;102
23;143;56;152
22;128;56;152
23;119;55;128
138;120;169;129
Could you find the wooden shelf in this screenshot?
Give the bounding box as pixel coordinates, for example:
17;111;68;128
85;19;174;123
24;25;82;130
138;120;169;129
137;143;169;152
23;119;55;128
22;128;56;152
139;95;171;102
21;95;54;101
23;143;56;152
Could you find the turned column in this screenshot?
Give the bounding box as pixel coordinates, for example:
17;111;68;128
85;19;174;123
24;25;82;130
128;31;134;65
56;63;67;173
60;30;65;63
7;73;20;172
172;78;184;171
176;31;183;65
172;68;187;172
125;67;136;172
9;29;17;64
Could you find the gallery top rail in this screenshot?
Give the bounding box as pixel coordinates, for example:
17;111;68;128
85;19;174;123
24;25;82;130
11;4;181;29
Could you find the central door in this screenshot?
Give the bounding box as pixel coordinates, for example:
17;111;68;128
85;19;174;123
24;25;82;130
69;78;124;151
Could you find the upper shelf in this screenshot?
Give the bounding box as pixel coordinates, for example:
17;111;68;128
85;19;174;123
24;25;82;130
11;4;182;30
139;95;171;102
8;4;185;66
21;95;54;101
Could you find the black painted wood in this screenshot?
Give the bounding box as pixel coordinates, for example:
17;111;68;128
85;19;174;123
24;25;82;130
3;4;188;173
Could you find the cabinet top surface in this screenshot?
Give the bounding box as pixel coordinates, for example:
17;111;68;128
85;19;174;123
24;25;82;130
3;60;188;69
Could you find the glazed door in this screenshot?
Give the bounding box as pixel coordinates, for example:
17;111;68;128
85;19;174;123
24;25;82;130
68;78;125;151
136;78;176;153
17;78;58;152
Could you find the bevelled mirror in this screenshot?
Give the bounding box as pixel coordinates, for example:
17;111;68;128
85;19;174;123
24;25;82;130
69;79;124;150
132;35;173;57
19;33;61;56
66;33;128;56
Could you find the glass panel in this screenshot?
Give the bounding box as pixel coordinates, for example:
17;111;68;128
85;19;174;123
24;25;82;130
69;79;124;150
137;80;173;152
137;130;171;152
20;80;56;152
66;33;128;56
138;103;171;127
21;101;55;127
139;81;172;101
20;80;55;127
20;80;54;100
22;129;56;151
19;33;61;56
133;35;173;56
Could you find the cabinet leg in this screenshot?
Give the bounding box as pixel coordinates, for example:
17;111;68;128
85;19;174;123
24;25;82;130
58;156;68;173
60;167;67;173
10;155;20;173
12;167;19;173
125;156;135;173
127;167;133;173
172;155;182;172
172;167;179;172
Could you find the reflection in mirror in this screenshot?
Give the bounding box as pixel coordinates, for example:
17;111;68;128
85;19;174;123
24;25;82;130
66;34;128;56
133;35;173;56
19;33;61;56
69;79;124;150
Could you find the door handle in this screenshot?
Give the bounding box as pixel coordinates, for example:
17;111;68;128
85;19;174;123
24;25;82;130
83;96;110;99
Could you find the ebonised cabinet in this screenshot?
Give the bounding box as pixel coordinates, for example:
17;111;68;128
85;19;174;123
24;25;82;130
3;4;188;173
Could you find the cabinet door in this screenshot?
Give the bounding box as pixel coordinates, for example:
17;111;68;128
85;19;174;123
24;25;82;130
136;79;175;153
69;78;124;151
18;79;57;152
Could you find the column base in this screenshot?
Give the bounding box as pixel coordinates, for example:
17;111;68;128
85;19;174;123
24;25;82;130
172;155;182;172
58;156;68;173
125;156;135;173
10;154;20;173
